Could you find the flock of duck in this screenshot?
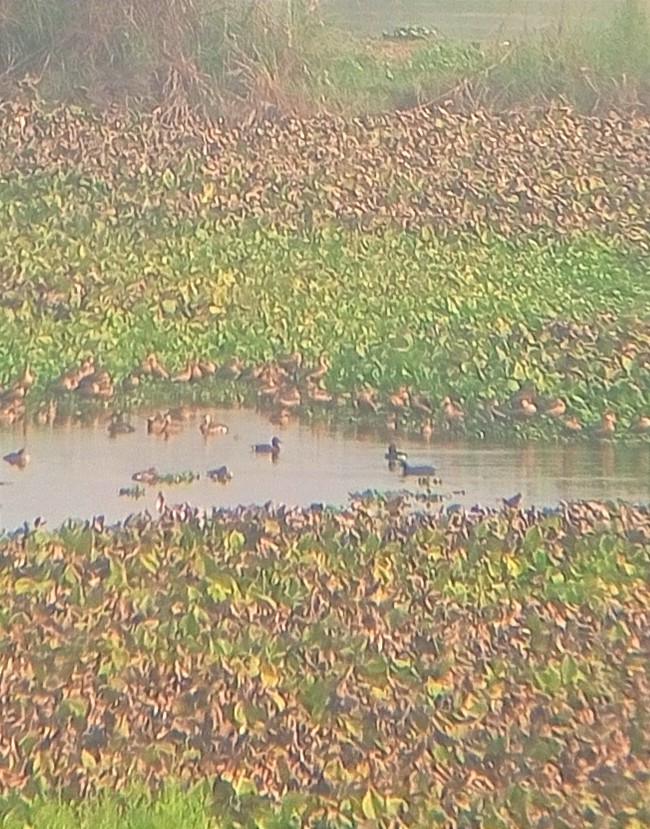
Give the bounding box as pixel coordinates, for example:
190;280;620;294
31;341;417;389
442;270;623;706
1;353;649;440
0;351;649;481
2;406;283;481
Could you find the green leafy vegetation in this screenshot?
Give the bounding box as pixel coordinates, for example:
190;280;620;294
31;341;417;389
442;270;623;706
0;496;649;827
0;102;648;436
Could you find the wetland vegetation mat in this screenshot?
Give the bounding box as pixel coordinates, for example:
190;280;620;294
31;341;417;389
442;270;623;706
1;4;650;824
1;103;649;437
1;496;650;827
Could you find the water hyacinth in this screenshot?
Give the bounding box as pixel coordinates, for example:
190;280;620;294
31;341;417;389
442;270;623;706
0;495;648;826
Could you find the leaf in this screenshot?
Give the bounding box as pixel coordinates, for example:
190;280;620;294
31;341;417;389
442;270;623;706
361;788;378;820
13;578;37;595
560;653;579;686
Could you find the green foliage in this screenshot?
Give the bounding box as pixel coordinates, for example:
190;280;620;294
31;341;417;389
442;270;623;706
0;495;649;827
1;783;213;829
0;169;648;428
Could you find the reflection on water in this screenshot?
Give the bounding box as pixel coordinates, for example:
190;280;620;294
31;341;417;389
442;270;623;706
322;0;623;40
0;407;647;530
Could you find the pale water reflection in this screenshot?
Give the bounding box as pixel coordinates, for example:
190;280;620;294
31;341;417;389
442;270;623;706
323;0;626;40
0;408;647;530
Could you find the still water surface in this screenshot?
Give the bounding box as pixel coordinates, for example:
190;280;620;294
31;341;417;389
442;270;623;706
323;0;626;40
0;408;647;530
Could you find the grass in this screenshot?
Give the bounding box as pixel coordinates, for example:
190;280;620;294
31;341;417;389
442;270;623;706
464;1;650;111
2;783;353;828
0;0;649;115
2;784;216;829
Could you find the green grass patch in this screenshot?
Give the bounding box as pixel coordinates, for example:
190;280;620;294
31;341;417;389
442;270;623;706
2;783;215;829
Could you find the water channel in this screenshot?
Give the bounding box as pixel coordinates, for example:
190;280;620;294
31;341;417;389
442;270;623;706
322;0;629;40
0;407;647;531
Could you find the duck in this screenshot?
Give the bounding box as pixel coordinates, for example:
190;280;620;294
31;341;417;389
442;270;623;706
155;491;166;514
241;363;265;383
629;415;650;434
509;382;538;409
388;386;410;411
275;386;302;410
0;401;24;424
108;412;135;437
123;373;141;390
411;393;434;418
484;399;509;422
3;447;29;469
399;459;437;478
502;492;523;509
564;416;583;433
0;388;26;416
541;398;567;418
253;436;282;455
200;414;229;437
207;466;233;483
59;370;81;391
306;353;330;384
594;412;617;439
77;369;114;399
79;355;95;379
511;397;538;419
420;418;434;440
257;378;279;404
198;357;217;376
278;350;303;377
355;389;378;414
307;382;334;405
16;366;35;393
171;361;193;383
218;357;244;380
189;359;204;383
147;412;167;435
161;412;183;436
141;353;169;380
132;467;160;485
385;443;408;462
441;396;464;426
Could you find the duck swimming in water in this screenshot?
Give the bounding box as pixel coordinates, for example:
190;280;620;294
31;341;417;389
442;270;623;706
385;443;408;462
207;466;233;483
199;414;229;437
108;412;135;437
253;436;282;455
399;459;437;477
3;447;29;469
132;467;160;485
399;459;439;485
